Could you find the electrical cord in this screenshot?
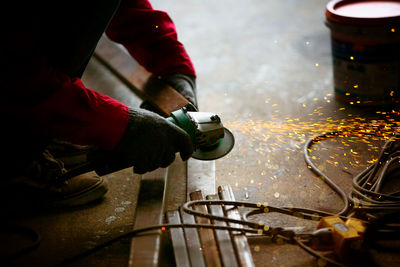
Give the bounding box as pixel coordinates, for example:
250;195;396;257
304;131;351;216
56;198;342;267
5;131;399;267
362;211;400;252
293;236;346;267
300;132;399;265
351;143;400;211
57;222;272;266
182;200;341;226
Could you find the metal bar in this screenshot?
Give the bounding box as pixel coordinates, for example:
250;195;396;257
218;185;255;267
186;148;216;267
94;35;189;116
190;191;222;267
206;194;239;267
167;211;191;267
128;168;168;267
164;159;188;212
93;36;147;97
187;159;215;200
180;208;207;267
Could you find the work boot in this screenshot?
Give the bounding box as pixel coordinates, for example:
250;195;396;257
4;149;108;208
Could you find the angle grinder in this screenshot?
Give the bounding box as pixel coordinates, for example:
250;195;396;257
58;107;234;180
167;107;235;160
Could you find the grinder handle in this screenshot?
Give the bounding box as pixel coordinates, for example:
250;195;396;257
167;108;197;148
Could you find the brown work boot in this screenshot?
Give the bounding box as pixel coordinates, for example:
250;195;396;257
5;149;108;208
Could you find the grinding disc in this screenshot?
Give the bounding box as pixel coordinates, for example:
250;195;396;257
192;128;235;160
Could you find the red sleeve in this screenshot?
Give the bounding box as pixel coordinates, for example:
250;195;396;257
32;76;129;150
4;55;129;150
105;0;196;77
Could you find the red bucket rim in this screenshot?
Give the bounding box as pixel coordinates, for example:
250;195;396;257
326;0;400;26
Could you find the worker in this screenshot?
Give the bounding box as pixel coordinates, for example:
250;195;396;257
3;0;197;207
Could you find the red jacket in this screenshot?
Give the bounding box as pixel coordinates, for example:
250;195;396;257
4;0;195;150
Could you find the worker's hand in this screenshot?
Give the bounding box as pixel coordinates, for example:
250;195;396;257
94;108;193;175
163;73;197;107
140;73;197;115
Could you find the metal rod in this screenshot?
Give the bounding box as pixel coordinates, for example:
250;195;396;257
180;208;207;267
190;191;222;267
218;185;255;267
167;211;191;267
206;194;239;267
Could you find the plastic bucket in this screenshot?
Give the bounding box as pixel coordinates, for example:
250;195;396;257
325;0;400;106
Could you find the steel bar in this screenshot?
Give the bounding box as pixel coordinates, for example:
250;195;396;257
167;210;191;267
187;159;216;200
190;191;222;267
180;208;207;267
94;35;189;117
218;185;255;267
206;194;239;267
128;168;168;267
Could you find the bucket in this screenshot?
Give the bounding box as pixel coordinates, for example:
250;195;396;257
325;0;400;106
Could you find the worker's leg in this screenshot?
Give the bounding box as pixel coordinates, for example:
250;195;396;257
42;0;125;167
4;0;123;170
3;0;122;207
38;0;125;166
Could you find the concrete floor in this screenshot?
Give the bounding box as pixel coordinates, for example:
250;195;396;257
153;0;399;265
3;0;399;266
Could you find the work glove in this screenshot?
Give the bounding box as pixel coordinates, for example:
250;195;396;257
140;73;198;115
93;108;193;175
164;73;197;106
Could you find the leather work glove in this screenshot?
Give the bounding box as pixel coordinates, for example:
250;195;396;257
93;108;193;175
140;73;198;115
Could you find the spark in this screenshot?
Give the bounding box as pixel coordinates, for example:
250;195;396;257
223;107;399;199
